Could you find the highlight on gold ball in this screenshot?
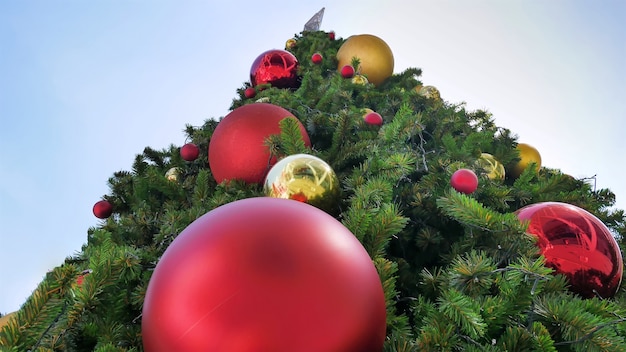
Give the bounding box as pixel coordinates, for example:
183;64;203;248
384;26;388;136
417;85;441;101
476;153;505;181
165;167;181;182
263;153;340;214
510;143;542;178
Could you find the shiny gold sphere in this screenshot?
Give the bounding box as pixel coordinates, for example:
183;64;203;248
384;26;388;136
0;312;16;329
511;143;542;178
351;74;369;85
165;167;181;181
336;34;394;86
476;153;505;181
263;154;340;214
285;38;297;49
417;85;441;101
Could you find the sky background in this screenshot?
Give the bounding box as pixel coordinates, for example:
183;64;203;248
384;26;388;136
1;1;624;314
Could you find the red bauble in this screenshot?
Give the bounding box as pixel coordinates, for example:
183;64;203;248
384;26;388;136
516;202;623;298
244;87;256;99
142;198;387;352
450;168;478;194
180;143;199;161
208;103;311;184
328;31;336;40
93;200;112;219
364;112;383;126
340;65;355;78
250;49;300;89
311;52;323;64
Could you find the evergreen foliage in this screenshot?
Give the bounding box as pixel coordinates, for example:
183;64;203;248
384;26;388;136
2;29;625;351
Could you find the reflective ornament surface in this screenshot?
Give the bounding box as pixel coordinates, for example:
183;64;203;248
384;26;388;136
511;143;541;178
208;103;311;184
250;49;300;89
516;202;623;298
264;154;340;214
417;85;441;101
142;198;386;352
165;167;181;182
336;34;394;86
476;153;505;181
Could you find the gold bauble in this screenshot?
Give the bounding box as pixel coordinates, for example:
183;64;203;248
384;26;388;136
511;143;542;178
0;312;16;329
476;153;505;181
417;85;441;101
351;74;369;85
336;34;394;86
263;154;340;214
285;38;296;49
165;167;181;182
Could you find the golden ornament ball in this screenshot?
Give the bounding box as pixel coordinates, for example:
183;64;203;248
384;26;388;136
417;85;441;101
511;143;542;178
0;312;16;329
351;74;369;85
336;34;394;86
165;167;181;182
263;153;340;214
476;153;505;181
285;38;296;49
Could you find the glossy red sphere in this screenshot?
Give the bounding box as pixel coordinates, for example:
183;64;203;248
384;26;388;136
208;103;311;184
92;200;112;219
250;49;300;89
364;112;383;126
142;198;387;352
450;168;478;194
311;52;323;64
340;65;355;78
517;202;623;298
180;143;199;161
244;87;256;99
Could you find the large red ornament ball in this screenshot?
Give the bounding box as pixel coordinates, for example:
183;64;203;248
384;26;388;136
142;197;387;352
450;168;478;194
180;143;199;161
250;49;300;89
516;202;623;298
208;103;311;184
92;200;112;219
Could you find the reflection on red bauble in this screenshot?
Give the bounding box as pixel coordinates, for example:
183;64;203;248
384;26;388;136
93;200;112;219
250;49;300;89
517;202;623;298
450;168;478;194
208;103;311;184
142;198;387;352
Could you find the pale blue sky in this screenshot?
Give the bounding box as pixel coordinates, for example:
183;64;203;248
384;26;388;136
1;1;624;313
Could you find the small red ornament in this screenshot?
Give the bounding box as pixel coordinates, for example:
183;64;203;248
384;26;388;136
208;103;311;184
250;49;300;89
364;112;383;126
340;65;355;78
142;198;387;352
311;52;323;64
516;202;623;298
328;31;335;40
244;87;256;99
93;200;112;219
180;143;199;161
450;168;478;194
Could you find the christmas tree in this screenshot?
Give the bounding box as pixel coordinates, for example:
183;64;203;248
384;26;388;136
2;13;626;352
